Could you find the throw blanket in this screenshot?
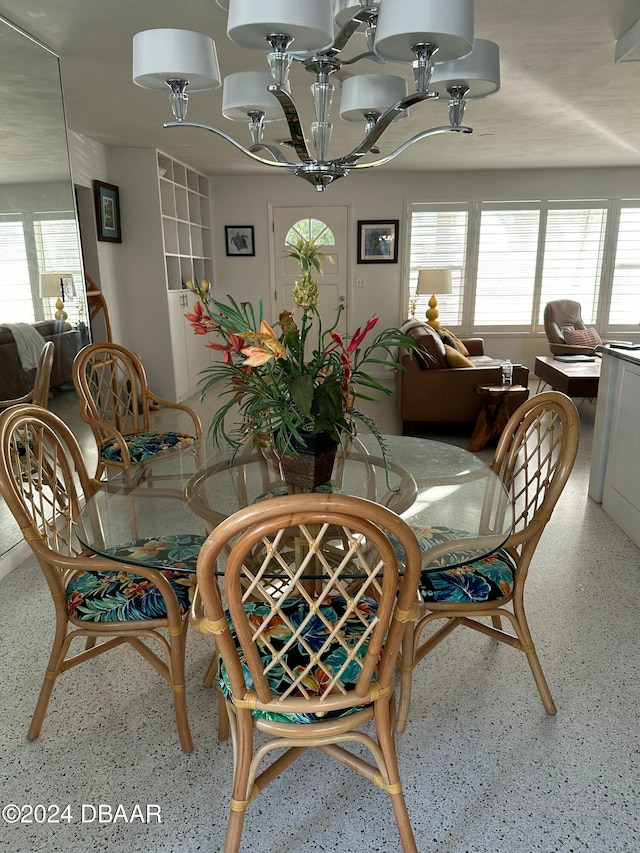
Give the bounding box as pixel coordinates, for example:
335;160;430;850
2;323;45;371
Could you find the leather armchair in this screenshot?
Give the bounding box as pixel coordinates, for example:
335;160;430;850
544;300;597;355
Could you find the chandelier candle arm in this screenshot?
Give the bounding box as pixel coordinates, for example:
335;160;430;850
133;0;500;191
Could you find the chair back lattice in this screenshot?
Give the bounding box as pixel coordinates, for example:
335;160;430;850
0;405;92;561
195;494;422;715
73;343;152;442
491;391;579;552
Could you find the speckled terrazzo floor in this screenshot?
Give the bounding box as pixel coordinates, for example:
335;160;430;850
1;389;639;853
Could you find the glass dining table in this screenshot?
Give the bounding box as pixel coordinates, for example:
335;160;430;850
74;434;513;574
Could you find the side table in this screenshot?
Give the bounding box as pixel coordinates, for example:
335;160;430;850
468;384;529;452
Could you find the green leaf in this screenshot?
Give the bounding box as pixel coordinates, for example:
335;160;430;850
289;374;314;417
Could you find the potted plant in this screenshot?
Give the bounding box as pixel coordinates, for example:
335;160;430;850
184;235;415;487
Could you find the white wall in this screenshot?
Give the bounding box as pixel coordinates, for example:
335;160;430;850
68;131;123;342
209;166;640;371
66;127;640;375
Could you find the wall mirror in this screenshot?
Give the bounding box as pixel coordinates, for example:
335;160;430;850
0;15;88;561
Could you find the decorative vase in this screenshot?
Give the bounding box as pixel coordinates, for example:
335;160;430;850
277;431;339;490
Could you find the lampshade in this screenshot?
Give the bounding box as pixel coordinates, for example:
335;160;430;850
374;0;474;64
417;268;452;295
40;272;75;299
222;72;284;122
431;39;501;99
227;1;334;52
339;74;408;122
132;29;221;92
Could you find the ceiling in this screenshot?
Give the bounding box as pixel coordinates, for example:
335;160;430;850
2;0;640;184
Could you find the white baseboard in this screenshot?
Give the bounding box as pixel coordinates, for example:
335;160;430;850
0;537;30;581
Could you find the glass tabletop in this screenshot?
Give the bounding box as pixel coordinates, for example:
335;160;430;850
75;434;513;574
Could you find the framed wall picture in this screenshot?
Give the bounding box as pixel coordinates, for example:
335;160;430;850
225;225;255;257
93;180;122;243
357;219;399;264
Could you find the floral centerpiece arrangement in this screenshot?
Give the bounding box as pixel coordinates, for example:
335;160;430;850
184;236;415;483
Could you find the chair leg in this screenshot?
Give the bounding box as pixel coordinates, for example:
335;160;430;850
28;624;71;740
511;601;557;715
524;645;557;715
375;700;418;853
224;712;253;853
168;625;193;753
396;623;415;734
202;650;218;687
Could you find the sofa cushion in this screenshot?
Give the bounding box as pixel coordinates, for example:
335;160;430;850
444;344;475;368
440;328;469;356
563;327;601;347
408;324;447;369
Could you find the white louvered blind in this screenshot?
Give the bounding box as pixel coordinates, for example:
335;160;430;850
538;206;606;326
34;214;83;322
609;205;640;326
408;205;468;325
0;217;33;323
474;206;540;327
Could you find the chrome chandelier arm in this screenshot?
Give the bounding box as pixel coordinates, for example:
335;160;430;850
348;125;473;170
267;86;312;164
162;121;297;170
248;143;293;164
339;91;437;164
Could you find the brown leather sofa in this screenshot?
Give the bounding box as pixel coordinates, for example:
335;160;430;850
395;321;529;434
0;320;84;401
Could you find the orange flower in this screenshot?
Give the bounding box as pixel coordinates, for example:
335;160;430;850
241;320;286;365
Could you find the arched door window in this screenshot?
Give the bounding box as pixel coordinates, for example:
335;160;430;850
285;218;335;247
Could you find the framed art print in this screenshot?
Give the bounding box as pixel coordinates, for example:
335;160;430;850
93;180;122;243
225;225;255;256
357;220;399;264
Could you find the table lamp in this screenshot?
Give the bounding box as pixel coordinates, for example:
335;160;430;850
416;268;452;329
40;272;76;321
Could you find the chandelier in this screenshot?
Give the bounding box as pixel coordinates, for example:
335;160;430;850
132;0;500;191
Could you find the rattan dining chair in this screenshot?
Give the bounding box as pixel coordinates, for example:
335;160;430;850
72;341;203;480
0;340;54;410
396;391;580;731
192;492;422;853
0;404;204;752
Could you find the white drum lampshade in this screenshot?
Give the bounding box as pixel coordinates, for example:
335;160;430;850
431;38;501;99
374;0;474;64
227;0;334;52
339;74;408;122
132;29;221;91
222;72;284;122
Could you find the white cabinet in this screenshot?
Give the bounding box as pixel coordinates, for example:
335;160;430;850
168;290;212;402
589;347;640;548
110;148;215;402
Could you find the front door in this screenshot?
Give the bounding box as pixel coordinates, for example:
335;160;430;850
271;206;349;336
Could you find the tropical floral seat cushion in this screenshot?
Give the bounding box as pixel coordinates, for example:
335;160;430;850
65;534;204;622
219;594;379;724
100;432;196;464
390;524;516;604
